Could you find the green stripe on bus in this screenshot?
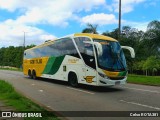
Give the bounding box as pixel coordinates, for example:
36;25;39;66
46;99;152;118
42;56;65;75
118;71;127;76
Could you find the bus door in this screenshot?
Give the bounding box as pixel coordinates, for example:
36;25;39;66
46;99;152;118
74;37;97;85
82;41;97;85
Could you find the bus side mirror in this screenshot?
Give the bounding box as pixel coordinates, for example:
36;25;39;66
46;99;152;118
94;42;103;56
83;41;103;56
121;46;135;58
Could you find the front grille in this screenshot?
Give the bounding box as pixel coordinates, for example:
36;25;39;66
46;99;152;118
109;77;125;80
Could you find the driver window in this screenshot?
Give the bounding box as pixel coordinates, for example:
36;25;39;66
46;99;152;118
74;37;96;69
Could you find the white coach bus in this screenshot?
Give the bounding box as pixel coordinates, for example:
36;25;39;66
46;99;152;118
23;33;135;87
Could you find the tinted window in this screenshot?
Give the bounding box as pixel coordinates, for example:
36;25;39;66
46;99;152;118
24;38;79;59
74;37;96;69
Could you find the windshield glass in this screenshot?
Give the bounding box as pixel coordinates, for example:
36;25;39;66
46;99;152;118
94;39;126;71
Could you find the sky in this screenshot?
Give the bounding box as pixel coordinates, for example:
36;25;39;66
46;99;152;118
0;0;160;48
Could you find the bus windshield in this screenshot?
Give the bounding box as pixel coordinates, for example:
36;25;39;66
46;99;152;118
94;39;127;71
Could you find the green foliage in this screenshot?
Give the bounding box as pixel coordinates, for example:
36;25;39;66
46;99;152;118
142;56;160;75
0;80;14;93
0;80;58;120
111;21;160;76
82;20;160;76
82;23;98;34
147;20;160;31
133;60;145;71
103;28;119;39
128;74;160;86
0;45;35;68
82;28;93;33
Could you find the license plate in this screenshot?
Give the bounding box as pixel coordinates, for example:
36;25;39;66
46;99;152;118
115;81;120;85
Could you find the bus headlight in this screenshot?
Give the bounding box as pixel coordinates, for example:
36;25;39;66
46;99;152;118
98;72;108;79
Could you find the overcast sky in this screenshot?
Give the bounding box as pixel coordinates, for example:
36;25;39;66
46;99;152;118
0;0;160;48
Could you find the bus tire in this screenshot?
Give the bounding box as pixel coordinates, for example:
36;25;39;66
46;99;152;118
68;72;78;87
32;70;37;80
28;70;33;79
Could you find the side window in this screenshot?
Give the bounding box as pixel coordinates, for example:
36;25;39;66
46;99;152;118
47;41;62;57
60;38;79;58
24;38;80;59
74;37;96;69
25;48;41;59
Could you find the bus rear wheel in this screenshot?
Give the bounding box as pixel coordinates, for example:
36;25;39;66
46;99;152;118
32;70;37;79
28;70;33;79
68;72;78;87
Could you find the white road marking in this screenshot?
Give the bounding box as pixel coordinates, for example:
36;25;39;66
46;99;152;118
120;100;160;110
31;84;35;86
39;90;43;92
121;86;160;94
66;87;94;95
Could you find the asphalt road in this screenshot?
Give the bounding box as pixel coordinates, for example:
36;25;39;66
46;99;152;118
0;70;160;120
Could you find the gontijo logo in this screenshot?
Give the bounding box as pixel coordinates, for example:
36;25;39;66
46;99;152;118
84;76;95;83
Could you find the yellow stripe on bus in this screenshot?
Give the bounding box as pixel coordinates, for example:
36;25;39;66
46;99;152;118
23;57;49;77
102;70;119;77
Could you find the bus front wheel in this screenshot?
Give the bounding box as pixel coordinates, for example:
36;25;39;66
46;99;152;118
68;72;78;87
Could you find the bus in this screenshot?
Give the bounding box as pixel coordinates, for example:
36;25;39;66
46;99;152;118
23;33;135;87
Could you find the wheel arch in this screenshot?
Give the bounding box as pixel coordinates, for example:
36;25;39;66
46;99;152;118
67;70;79;83
28;69;32;74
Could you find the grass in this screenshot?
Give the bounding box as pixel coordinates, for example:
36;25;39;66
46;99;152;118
127;74;160;86
0;80;59;120
0;67;22;72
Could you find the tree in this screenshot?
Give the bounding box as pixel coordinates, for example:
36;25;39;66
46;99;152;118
143;56;160;76
147;20;160;31
145;20;160;57
0;47;5;66
102;28;119;39
82;23;98;34
0;45;35;68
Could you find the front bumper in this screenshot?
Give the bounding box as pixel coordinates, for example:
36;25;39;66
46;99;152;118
98;76;127;86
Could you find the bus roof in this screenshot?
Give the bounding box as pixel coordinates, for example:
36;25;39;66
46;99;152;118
25;40;55;51
74;33;117;42
25;33;117;51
